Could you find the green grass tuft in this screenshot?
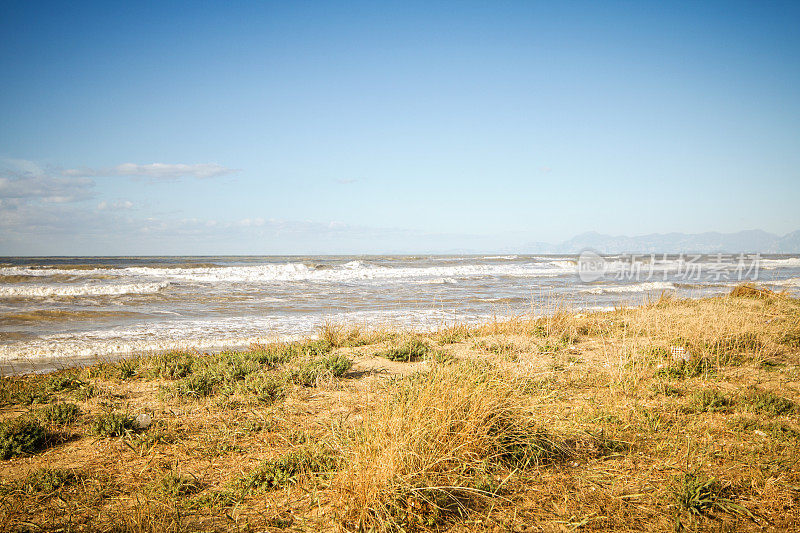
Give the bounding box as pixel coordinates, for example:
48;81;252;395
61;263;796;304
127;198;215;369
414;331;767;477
145;350;195;379
38;402;81;426
235;446;340;493
382;337;430;362
116;357;140;380
655;356;715;379
473;339;518;357
241;372;287;404
742;389;796;417
291;353;352;386
0;378;52;406
11;468;79;494
673;473;753;518
689;389;732;413
0;417;48;459
173;371;221;398
91;411;135;437
47;373;86;392
158;470;201;498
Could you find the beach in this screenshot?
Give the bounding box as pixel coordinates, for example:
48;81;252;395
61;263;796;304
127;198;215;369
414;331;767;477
1;289;799;531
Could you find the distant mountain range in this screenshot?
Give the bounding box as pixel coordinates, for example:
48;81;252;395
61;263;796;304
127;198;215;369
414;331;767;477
525;230;800;254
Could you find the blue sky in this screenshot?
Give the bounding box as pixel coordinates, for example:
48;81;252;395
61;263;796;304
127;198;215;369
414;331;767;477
1;1;798;255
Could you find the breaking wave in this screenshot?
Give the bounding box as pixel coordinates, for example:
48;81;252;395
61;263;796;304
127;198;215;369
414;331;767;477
760;258;800;269
582;281;677;294
1;261;575;284
0;282;170;298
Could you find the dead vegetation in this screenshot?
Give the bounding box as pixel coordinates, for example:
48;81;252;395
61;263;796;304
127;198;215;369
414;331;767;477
0;286;799;531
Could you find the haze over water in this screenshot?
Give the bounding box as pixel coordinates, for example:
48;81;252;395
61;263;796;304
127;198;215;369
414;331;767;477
2;254;799;372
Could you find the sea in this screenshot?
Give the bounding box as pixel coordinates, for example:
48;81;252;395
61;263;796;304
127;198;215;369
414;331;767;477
1;254;799;373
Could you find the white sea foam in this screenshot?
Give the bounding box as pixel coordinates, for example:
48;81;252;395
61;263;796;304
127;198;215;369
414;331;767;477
0;281;170;298
483;255;518;260
0;309;491;361
416;277;459;285
582;281;676;294
764;277;800;287
0;260;576;285
759;258;800;269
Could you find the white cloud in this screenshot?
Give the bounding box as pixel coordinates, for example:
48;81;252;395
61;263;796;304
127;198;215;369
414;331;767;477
97;200;134;210
238;217;265;227
64;162;239;180
0;159;94;204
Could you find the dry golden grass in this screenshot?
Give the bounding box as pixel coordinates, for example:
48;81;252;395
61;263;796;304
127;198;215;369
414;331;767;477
332;360;570;531
0;286;799;531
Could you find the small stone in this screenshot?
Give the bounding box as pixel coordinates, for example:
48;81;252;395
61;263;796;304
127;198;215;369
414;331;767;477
134;413;152;429
754;430;768;438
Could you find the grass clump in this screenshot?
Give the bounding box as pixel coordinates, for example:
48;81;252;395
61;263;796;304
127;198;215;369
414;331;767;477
689;389;732;413
47;373;86;392
245;343;302;366
236;446;340;494
703;332;764;361
241;372;287;404
71;382;98;401
332;361;568;530
38;402;81;426
651;381;683;397
127;421;182;454
473;339;518;358
318;323;372;348
742;389;796;417
291;353;352;386
172;371;221;398
0;417;48;459
673;473;753;518
116;357;140;379
8;467;79;494
382;337;430;362
158;470;202;498
729;415;800;441
145;350;195;379
1;372;92;406
91;411;135;437
0;378;52;406
655;356;715;379
26;468;78;493
432;324;473;344
729;283;776;299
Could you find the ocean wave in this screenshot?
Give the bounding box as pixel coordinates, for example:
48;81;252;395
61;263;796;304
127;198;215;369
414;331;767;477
759;258;800;269
548;260;576;268
173;263;574;283
0;260;578;284
582;281;677;294
0;309;141;325
0;281;170;298
482;255;518;260
764;277;800;288
0;274;45;284
26;264;124;271
415;277;459;285
0;272;117;284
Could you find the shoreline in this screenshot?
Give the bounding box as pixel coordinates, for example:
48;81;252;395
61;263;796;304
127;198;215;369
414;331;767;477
0;305;621;377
